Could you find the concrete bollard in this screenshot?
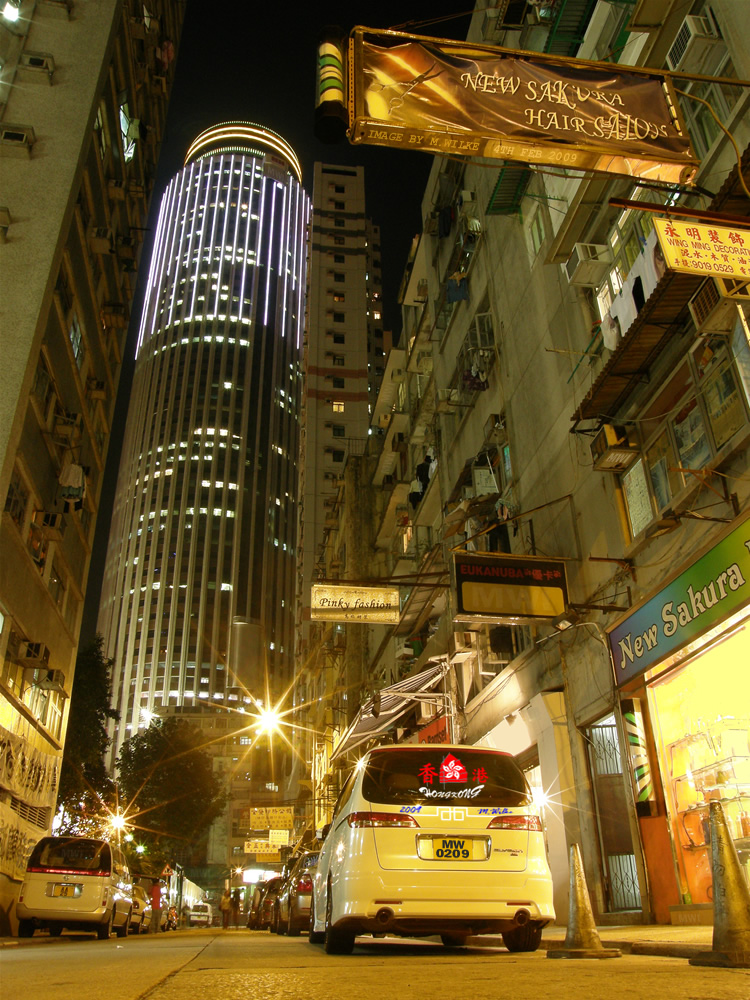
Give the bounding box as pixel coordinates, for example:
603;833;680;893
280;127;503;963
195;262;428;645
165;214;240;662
547;843;622;959
689;800;750;969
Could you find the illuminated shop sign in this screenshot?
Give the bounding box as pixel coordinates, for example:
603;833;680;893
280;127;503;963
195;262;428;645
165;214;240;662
311;583;401;623
454;552;568;624
608;515;750;686
348;28;697;185
654;219;750;282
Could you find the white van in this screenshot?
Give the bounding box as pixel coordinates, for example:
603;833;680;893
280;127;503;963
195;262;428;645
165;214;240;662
16;836;133;939
310;745;555;954
189;902;213;927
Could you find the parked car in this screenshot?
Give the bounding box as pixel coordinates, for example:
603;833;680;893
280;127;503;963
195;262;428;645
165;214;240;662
276;851;319;936
257;876;283;931
309;745;555;954
16;836;133;939
247;881;268;929
129;883;153;933
189;902;213;927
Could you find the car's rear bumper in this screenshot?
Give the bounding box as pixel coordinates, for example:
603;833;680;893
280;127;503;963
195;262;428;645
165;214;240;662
332;868;555;934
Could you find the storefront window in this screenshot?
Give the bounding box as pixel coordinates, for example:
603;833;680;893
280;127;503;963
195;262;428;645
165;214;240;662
647;620;750;905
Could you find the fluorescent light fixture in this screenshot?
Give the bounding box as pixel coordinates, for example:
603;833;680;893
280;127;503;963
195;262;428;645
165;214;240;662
3;1;21;22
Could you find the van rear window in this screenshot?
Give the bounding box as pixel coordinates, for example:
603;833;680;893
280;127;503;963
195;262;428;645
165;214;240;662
362;748;530;807
27;837;112;874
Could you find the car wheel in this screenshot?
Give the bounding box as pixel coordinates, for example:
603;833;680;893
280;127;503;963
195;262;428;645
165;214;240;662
17;920;34;938
324;883;354;955
97;908;115;940
308;896;324;944
116;909;132;938
48;923;63;937
501;922;543;953
287;906;300;937
440;934;468;947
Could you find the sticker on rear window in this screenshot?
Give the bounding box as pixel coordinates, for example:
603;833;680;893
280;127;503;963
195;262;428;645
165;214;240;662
416;754;489;799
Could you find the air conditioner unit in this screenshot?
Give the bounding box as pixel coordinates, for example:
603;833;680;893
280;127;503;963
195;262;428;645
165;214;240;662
21;642;50;665
108;179;128;200
395;641;415;660
36;670;65;694
564;243;612;286
88;227;114;254
19;51;55;80
688;280;739;335
391;368;405;382
666;15;718;72
591;424;638;472
116;236;138;258
436;388;460;413
31;511;66;539
101;303;128;327
483;413;503;441
53;412;82;441
87;378;107;400
450;630;476;661
0;123;36;154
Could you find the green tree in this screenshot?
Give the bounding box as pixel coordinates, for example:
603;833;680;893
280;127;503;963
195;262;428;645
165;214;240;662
116;717;227;861
56;634;119;834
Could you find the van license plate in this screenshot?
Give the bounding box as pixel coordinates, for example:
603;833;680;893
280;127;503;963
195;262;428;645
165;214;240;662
431;837;487;860
52;883;82;898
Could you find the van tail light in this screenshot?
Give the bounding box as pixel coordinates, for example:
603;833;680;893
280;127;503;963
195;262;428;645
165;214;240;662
486;815;542;831
347;812;419;828
296;875;313;894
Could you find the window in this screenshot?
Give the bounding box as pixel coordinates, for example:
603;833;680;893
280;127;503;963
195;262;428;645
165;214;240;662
334;272;345;282
332;449;345;462
333;312;345;323
332;293;345;303
334;219;345;228
334;201;345;210
529;209;546;255
332;401;345;413
677;53;743;160
4;466;29;530
334;236;345;245
69;314;85;369
332;425;345;437
334;254;345;264
332;377;345;389
94;101;108;159
620;337;749;540
332;355;345;366
119;101;137;162
333;333;345;345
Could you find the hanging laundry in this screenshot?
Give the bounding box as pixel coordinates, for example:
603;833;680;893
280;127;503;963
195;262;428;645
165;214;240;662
447;273;469;302
59;460;86;512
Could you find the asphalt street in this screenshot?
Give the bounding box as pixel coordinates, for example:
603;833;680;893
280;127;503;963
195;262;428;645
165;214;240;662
1;929;748;1000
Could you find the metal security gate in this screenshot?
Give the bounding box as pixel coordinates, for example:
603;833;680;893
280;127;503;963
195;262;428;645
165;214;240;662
586;714;641;912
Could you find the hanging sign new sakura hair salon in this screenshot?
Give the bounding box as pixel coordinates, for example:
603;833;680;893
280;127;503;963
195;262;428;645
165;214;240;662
347;28;698;185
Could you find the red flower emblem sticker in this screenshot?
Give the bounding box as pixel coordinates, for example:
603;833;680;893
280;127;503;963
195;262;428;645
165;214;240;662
439;753;467;783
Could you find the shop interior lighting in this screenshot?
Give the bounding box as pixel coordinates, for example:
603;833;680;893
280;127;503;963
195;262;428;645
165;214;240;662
2;1;21;22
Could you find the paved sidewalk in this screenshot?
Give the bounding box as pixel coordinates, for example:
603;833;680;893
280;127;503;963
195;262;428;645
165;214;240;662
1;922;715;958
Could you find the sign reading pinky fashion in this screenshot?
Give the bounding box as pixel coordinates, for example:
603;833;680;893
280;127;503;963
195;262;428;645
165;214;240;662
454;552;568;624
348;28;698;185
608;515;750;686
311;584;401;623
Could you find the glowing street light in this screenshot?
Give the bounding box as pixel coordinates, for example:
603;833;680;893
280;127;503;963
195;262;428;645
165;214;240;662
255;706;281;735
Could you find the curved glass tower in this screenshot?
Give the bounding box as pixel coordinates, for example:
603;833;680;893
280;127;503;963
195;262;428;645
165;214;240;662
99;123;309;752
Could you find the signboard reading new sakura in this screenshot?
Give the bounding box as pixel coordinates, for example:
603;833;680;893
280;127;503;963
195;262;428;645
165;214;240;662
454;552;568;624
311;583;400;623
654;219;750;282
348;28;697;184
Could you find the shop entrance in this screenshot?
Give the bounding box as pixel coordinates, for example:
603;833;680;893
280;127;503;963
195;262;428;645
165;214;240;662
646;620;750;905
586;714;641;912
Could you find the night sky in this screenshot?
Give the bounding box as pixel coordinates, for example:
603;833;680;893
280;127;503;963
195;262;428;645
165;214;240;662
80;3;474;641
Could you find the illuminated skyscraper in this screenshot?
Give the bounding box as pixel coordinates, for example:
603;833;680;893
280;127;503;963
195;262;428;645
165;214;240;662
98;123;309;756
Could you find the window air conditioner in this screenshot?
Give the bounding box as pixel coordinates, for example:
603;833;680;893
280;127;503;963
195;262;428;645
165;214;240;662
391;368;405;382
688;280;740;335
22;642;51;665
31;511;66;539
87;378;107;400
564;243;612;286
591;424;638;472
53;412;82;440
19;52;55;81
35;669;67;694
88;227;114;254
666;15;718;72
395;641;415;661
108;179;128;200
0;123;36;154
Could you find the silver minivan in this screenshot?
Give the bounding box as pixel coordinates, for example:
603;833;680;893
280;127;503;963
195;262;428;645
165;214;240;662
16;836;133;939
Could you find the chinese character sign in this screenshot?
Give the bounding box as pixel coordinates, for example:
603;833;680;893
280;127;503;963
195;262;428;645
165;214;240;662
654;219;750;282
454;552;568;623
